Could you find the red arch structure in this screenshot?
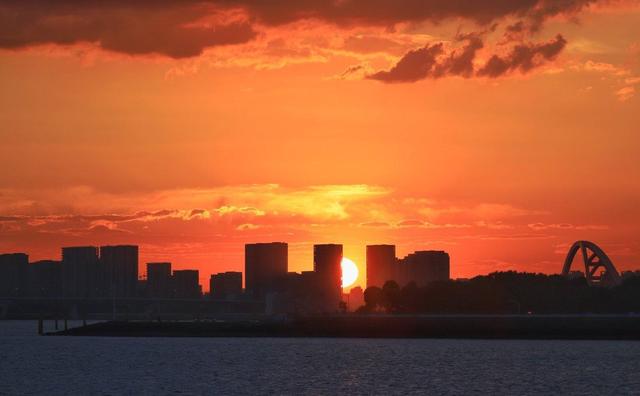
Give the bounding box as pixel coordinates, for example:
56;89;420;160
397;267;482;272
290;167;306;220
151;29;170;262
562;241;621;287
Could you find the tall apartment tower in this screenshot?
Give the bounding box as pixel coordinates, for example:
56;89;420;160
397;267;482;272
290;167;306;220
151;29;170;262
0;253;28;297
313;244;343;312
100;245;139;298
62;246;100;298
147;262;172;298
366;245;397;288
245;242;288;299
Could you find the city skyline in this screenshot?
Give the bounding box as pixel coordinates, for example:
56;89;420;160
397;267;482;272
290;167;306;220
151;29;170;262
0;240;453;315
0;237;640;292
1;241;455;293
1;238;629;295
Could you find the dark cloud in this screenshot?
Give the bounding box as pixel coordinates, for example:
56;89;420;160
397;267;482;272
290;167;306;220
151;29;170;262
368;33;567;83
367;44;444;83
434;32;486;78
0;0;602;58
231;0;597;27
0;1;257;58
503;21;528;42
477;34;567;77
341;64;365;77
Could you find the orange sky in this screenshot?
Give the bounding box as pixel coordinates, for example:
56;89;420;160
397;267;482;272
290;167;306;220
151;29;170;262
1;1;639;290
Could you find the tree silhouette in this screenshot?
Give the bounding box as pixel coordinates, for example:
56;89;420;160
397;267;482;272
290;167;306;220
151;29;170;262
382;280;401;313
363;286;382;312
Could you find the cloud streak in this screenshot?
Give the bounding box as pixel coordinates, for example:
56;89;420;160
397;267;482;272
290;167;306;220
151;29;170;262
0;0;614;58
478;34;566;77
368;33;567;82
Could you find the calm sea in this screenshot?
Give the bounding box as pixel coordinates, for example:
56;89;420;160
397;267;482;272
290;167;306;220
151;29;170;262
1;320;639;395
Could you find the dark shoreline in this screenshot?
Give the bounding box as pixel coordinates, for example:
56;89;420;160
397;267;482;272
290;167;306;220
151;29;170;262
47;315;640;340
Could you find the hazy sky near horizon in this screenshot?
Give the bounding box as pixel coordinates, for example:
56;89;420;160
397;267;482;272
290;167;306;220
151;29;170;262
1;0;640;289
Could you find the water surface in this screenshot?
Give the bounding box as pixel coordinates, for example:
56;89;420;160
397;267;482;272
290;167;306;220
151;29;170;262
1;321;638;395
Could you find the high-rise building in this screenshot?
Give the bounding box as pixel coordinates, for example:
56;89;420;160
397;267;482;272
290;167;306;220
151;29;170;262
313;244;343;312
210;271;242;300
366;245;397;288
245;242;288;298
62;246;100;298
28;260;61;298
100;245;139;298
0;253;28;297
147;262;172;298
172;269;201;299
400;250;450;287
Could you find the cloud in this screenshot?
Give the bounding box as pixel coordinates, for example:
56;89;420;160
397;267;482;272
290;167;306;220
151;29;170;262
527;222;609;231
477;34;567;77
341;35;409;55
336;63;370;80
368;33;567;82
214;206;265;216
359;221;390;227
573;60;640;102
395;220;473;229
396;219;425;227
0;1;257;58
433;32;485;78
0;0;615;59
367;43;444;82
583;60;630;76
235;0;600;27
616;86;636;101
0;184;391;228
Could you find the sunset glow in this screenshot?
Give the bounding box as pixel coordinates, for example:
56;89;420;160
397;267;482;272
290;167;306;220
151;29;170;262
0;1;639;290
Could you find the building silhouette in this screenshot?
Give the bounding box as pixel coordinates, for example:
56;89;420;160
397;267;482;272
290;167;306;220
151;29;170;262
366;245;396;288
100;245;138;298
62;246;100;298
365;245;451;287
0;253;28;297
210;271;242;300
147;262;172;298
172;269;201;299
245;242;288;298
28;260;61;298
313;244;343;312
399;250;450;286
266;270;325;314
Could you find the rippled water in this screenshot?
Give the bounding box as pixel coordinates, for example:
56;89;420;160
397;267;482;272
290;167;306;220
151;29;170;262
1;320;639;395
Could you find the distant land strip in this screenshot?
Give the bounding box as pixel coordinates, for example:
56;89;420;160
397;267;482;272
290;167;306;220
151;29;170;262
48;315;640;340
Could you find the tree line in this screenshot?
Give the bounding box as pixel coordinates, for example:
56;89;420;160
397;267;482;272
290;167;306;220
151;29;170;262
357;271;640;314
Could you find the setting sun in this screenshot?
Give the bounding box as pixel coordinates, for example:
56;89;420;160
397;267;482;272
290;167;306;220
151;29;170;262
341;257;359;288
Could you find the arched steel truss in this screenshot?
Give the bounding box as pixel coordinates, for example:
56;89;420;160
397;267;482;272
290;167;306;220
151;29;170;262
562;241;621;287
